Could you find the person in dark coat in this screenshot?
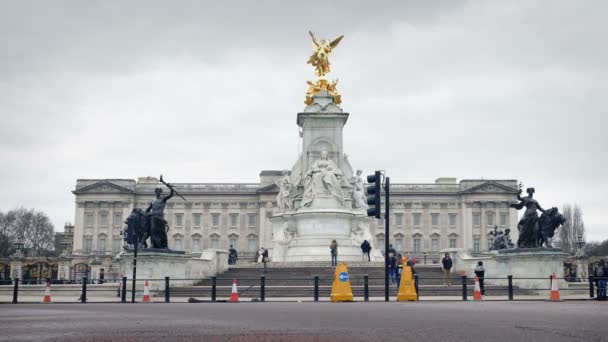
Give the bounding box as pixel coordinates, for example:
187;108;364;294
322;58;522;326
360;240;372;262
330;240;338;266
474;261;486;295
262;248;269;273
442;252;453;286
594;259;607;300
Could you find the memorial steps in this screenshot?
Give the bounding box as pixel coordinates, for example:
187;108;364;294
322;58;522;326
166;263;534;298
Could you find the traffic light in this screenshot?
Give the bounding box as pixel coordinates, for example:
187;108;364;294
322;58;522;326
366;171;382;218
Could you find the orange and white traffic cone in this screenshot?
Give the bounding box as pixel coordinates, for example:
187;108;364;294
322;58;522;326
473;275;483;301
549;272;560;301
43;280;51;303
230;278;239;302
142;280;151;303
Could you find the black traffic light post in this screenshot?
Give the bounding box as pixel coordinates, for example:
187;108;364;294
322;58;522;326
366;171;390;302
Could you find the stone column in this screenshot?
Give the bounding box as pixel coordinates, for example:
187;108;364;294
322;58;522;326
480;203;487;252
58;258;71;282
461;202;473;250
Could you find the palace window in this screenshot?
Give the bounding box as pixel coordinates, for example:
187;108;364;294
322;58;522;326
395;214;403;226
395;238;403;253
212;214;220;227
113;238;122;253
500;214;508;226
193;214;201;227
248;214;257;227
175;213;183;227
488;238;494;250
85;213;94;227
229;238;238;249
449;214;457;226
98;238;106;253
431;214;439;226
377;238;385;252
248;238;257;252
473;237;480;253
100;213;109;226
211;238;220;249
431;238;439;251
230;214;238;227
473;213;481;226
192;239;201;253
413;239;421;253
449;238;457;248
84;238;92;253
113;213;122;226
413;214;421;227
486;212;494;226
174;238;183;251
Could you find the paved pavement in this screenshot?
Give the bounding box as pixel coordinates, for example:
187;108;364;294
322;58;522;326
1;301;607;341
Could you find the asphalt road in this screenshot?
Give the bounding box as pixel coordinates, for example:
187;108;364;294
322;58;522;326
1;301;607;342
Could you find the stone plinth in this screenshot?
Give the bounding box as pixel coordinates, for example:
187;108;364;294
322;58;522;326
452;248;567;289
271;206;383;263
116;249;229;290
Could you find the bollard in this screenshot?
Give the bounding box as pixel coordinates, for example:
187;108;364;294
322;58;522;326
414;274;419;301
589;276;595;298
461;275;467;301
121;277;127;303
260;275;266;302
211;276;217;302
363;275;369;302
12;278;19;304
314;276;319;302
508;275;513;301
165;277;170;303
81;277;88;303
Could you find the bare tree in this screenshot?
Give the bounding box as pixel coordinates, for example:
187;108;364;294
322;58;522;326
555;204;585;255
0;208;55;257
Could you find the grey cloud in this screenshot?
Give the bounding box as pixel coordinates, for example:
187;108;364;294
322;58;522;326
0;0;606;241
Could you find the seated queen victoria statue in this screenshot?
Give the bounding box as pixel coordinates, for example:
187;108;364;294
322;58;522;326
301;151;345;208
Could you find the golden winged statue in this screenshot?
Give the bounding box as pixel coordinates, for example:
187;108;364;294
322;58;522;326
307;31;344;77
305;31;344;105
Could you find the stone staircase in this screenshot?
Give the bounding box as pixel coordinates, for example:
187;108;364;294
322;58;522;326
166;262;534;299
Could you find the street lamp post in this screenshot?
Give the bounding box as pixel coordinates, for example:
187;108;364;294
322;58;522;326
423;250;428;265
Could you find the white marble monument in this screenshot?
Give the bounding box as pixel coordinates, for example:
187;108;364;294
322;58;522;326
270;91;383;262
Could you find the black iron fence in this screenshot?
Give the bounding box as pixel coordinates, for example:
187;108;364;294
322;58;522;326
3;275;607;304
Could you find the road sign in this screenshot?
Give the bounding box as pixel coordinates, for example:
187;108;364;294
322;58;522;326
339;272;349;282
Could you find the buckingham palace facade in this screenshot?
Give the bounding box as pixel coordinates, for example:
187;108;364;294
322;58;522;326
69;173;518;276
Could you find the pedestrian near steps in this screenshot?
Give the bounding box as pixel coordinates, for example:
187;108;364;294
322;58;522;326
330;240;338;266
360;240;372;262
442;252;453;286
474;261;486;295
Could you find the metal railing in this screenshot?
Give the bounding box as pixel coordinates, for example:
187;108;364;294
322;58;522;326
3;275;607;304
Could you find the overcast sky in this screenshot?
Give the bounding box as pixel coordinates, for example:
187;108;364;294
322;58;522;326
0;1;606;241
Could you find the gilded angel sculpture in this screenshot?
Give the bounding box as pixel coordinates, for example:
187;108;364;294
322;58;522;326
307;31;344;77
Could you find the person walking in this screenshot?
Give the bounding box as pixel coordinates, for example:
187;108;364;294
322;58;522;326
442;252;453;286
474;261;486;295
262;248;270;273
388;253;398;285
594;259;607;300
360;240;372;262
330;240;338;266
228;245;238;265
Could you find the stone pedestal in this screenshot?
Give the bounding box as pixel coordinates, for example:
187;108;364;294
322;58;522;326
57;258;71;281
116;249;229;290
452;248;567;289
271;205;383;262
9;257;23;280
